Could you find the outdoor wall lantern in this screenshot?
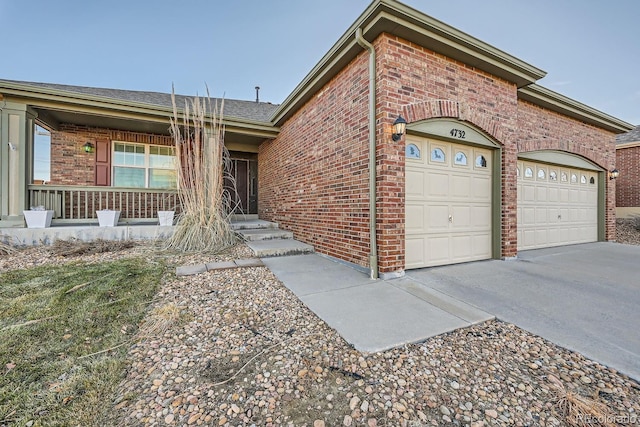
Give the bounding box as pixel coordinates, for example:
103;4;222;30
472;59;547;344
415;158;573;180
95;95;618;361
391;115;407;141
609;169;620;180
83;142;94;153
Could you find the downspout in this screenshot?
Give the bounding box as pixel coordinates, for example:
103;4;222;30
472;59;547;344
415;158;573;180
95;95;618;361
355;27;378;279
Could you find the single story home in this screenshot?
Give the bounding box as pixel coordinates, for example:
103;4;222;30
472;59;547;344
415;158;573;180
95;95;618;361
616;126;640;218
0;0;634;278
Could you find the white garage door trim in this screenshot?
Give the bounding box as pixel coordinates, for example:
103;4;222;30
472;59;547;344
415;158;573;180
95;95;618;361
405;135;495;269
517;158;600;251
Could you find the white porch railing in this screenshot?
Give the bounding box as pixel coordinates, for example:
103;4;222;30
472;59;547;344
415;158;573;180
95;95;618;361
27;185;180;223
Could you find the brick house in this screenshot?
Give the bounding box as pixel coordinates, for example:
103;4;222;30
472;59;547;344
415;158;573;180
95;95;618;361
616;126;640;218
0;0;633;278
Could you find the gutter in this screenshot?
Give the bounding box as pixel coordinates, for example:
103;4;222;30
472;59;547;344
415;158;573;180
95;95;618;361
355;27;378;280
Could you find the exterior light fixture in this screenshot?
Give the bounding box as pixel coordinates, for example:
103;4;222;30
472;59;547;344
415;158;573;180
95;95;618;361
609;169;619;180
83;142;94;153
391;115;407;141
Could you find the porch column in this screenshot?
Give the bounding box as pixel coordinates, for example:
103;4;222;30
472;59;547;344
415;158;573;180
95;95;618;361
0;101;35;225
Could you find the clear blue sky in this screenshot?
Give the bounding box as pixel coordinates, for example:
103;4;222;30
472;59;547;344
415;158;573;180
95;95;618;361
1;0;638;125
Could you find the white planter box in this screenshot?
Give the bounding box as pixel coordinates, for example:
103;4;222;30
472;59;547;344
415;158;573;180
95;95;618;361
157;210;175;226
23;210;54;228
97;210;120;227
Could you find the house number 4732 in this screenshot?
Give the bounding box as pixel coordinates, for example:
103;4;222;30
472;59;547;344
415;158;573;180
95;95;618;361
450;128;466;139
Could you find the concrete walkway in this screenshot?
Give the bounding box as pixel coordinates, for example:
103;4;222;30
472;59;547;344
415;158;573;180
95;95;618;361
406;242;640;381
262;254;493;353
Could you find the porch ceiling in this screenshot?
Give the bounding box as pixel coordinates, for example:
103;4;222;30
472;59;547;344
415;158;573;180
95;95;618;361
35;107;171;135
33;107;274;147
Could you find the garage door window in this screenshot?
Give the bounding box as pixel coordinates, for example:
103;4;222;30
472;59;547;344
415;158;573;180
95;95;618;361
406;144;421;159
475;155;487;168
537;169;546;180
524;167;533;178
550;170;557;181
431;147;446;163
454;151;468;166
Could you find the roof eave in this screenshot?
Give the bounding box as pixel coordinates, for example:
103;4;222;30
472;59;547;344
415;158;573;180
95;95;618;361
518;84;635;134
271;0;546;126
616;141;640;149
0;80;279;136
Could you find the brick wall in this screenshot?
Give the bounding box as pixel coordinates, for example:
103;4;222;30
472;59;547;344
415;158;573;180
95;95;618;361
259;53;373;269
50;124;173;185
516;100;618;240
616;145;640;207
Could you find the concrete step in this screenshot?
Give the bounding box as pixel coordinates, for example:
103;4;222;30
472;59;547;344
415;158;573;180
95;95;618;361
246;239;314;257
231;219;278;231
230;214;259;222
237;228;294;241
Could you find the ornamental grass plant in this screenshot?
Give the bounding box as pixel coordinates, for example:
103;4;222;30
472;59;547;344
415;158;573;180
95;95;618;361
163;88;238;253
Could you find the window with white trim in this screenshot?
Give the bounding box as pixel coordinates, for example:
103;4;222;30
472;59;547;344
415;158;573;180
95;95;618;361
112;142;177;188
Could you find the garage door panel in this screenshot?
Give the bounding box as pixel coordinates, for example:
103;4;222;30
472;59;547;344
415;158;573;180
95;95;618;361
451;174;471;198
534;229;548;246
470;205;491;228
405;237;426;269
428;237;450;263
536;186;548;202
406;169;425;198
535;207;548;223
450;205;470;227
428;172;449;198
521;229;535;247
472;176;491;200
517;159;598;250
427;205;449;231
569;191;580;203
472;234;492;257
522;207;536;225
522;185;535;202
451;235;472;259
405;203;425;233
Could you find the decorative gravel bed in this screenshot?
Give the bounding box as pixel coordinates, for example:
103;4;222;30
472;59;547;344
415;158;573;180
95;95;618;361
616;218;640;246
1;240;638;426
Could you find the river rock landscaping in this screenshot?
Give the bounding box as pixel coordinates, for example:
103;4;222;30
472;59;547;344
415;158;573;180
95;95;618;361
1;238;638;426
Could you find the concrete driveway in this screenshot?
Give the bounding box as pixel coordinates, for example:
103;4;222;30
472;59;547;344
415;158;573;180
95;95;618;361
406;242;640;381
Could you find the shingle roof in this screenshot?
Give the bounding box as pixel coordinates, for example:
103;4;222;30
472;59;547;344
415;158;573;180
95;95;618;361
616;125;640;144
0;79;279;123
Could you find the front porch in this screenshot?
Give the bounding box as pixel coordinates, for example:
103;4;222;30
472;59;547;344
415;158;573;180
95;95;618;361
25;184;179;225
0;79;277;229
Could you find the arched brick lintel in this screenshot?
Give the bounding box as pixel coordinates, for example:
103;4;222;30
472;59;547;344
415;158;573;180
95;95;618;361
402;100;507;145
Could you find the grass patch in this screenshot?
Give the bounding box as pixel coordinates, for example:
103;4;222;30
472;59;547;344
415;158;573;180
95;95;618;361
0;257;164;426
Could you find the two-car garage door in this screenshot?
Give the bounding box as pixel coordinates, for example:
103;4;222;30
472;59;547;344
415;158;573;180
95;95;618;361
517;160;598;250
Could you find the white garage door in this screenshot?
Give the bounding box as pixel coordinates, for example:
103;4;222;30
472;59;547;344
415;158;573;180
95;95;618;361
517;160;598;250
405;136;493;269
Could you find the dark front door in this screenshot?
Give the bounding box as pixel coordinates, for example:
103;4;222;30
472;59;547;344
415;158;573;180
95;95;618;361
225;157;257;214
